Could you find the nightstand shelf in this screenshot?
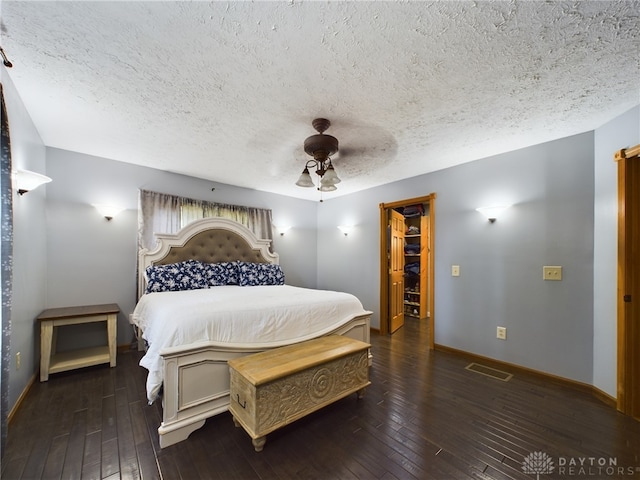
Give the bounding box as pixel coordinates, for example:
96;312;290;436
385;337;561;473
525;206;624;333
48;345;111;375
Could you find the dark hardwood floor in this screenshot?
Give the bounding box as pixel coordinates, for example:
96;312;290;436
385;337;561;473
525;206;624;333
3;318;640;479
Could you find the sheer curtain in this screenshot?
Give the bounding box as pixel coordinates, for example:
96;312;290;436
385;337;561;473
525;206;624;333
137;190;181;253
1;84;14;456
138;189;274;252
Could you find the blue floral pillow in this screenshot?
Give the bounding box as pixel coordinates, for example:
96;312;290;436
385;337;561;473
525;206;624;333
237;262;285;286
145;260;210;293
202;261;239;286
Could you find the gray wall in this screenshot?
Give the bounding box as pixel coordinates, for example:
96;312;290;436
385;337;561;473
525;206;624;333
319;132;596;384
44;148;319;348
4;66;638;411
3;73;48;410
593;105;640;396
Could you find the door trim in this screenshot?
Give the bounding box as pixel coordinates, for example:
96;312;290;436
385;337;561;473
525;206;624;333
379;193;436;349
615;144;640;418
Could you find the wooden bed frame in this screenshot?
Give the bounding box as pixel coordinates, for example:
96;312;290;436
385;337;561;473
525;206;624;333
134;217;372;448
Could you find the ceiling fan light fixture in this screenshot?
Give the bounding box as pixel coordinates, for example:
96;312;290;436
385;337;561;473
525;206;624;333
304;135;339;159
322;164;341;185
295;118;343;198
319;183;337;192
295;167;315;188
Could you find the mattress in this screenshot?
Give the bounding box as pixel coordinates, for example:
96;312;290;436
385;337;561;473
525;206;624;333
131;284;368;402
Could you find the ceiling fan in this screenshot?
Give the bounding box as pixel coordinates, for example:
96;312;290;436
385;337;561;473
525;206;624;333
295;118;341;192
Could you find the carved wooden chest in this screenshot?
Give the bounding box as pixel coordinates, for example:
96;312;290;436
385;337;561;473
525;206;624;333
228;335;371;451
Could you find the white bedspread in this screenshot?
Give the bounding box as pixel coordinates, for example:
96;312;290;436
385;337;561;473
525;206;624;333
131;285;368;402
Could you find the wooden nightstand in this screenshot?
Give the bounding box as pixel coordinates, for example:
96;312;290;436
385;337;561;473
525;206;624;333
37;303;119;382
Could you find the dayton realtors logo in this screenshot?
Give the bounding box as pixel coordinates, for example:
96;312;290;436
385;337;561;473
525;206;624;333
522;451;640;478
522;451;555;479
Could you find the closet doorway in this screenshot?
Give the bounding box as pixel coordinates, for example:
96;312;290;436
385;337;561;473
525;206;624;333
379;194;435;348
615;144;640;420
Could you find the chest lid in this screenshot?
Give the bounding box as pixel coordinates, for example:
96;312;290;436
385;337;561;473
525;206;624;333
228;335;370;386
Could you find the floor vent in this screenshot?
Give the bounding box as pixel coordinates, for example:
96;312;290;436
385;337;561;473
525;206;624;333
465;363;513;382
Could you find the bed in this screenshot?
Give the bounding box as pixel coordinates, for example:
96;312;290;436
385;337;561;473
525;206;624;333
130;217;372;448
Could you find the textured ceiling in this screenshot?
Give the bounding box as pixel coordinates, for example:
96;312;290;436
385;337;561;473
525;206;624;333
2;1;639;201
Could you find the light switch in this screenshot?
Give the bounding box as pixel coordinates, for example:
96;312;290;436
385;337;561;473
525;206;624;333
452;265;460;277
543;266;562;281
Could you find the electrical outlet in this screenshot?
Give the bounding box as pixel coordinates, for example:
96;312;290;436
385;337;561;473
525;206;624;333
496;327;507;340
543;266;563;281
16;352;21;370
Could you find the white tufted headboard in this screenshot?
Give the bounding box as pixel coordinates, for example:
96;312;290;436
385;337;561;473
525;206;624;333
138;217;279;298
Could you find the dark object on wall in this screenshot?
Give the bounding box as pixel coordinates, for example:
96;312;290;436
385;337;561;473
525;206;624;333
0;47;13;68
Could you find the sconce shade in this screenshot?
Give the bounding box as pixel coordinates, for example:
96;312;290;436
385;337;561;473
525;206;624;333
93;204;125;220
15;169;52;195
337;225;353;236
476;205;511;223
275;225;291;236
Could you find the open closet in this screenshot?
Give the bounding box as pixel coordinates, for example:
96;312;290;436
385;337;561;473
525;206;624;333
379;194;435;347
400;203;429;320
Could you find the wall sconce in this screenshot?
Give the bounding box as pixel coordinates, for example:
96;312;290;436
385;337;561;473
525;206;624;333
476;205;511;223
275;225;291;236
337;225;353;236
93;204;124;221
14;169;52;195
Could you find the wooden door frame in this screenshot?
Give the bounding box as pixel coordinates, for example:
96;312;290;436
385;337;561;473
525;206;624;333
615;143;640;418
379;193;436;348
